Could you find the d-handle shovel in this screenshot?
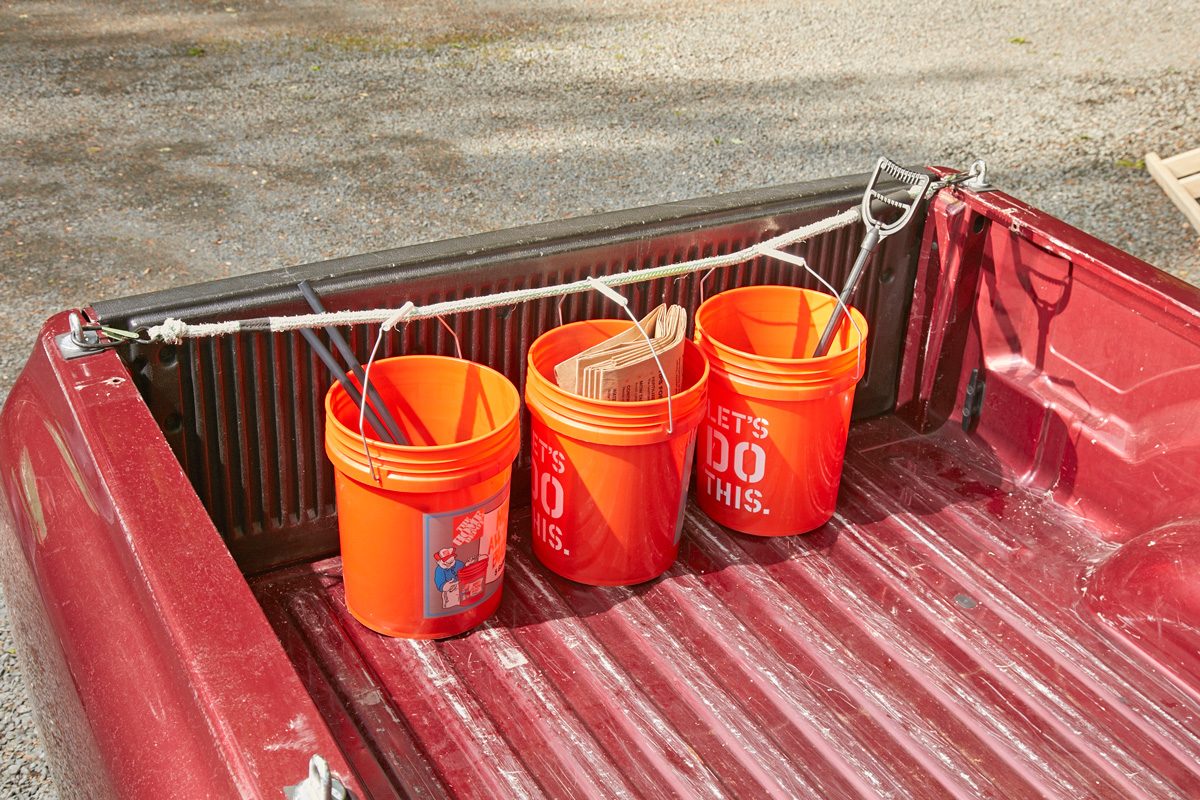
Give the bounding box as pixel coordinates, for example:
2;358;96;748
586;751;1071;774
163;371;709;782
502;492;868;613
811;158;930;358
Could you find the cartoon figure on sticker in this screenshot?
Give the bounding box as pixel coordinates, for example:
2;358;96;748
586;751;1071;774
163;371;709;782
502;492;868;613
434;547;464;609
423;485;511;618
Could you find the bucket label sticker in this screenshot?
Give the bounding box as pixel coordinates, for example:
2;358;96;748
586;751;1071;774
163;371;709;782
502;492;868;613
423;484;509;619
530;430;569;558
700;402;772;517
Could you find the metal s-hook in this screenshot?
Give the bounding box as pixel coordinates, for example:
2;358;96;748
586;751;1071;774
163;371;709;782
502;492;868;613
759;248;866;381
698;267;718;305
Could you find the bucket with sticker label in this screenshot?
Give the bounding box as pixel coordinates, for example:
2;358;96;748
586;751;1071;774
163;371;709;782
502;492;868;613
694;286;868;536
324;355;520;639
524;319;709;585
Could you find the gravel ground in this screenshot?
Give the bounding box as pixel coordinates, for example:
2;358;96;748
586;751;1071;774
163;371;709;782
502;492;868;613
1;1;1198;795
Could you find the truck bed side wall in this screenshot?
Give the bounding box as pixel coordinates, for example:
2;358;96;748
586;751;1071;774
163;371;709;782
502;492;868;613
897;186;1200;686
0;320;364;798
899;187;1200;539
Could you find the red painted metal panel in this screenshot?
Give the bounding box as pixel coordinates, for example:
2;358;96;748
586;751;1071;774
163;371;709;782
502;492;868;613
900;173;1200;540
0;314;362;798
254;416;1200;798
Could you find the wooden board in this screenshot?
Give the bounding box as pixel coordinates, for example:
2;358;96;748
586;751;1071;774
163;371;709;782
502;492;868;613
1146;146;1200;233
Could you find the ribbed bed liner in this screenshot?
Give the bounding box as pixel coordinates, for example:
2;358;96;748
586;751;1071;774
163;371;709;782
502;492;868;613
252;415;1200;799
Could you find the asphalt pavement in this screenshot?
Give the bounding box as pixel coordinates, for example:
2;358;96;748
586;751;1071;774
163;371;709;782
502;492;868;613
1;2;1198;795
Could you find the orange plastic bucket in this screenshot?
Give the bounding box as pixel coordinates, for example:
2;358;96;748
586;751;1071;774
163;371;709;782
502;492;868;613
324;355;520;639
525;319;709;585
693;286;868;536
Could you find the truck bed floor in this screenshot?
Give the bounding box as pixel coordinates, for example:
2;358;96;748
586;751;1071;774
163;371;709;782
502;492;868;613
252;415;1200;799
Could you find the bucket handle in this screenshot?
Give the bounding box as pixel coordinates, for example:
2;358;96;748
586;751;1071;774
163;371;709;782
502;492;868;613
356;302;417;481
759;247;866;382
585;277;675;434
434;314;463;359
699;267;718;305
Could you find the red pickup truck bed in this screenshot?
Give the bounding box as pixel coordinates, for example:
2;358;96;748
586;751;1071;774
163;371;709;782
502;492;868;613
253;413;1199;798
2;172;1198;798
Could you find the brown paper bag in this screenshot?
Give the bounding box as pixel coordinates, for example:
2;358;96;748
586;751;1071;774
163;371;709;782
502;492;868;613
554;304;687;401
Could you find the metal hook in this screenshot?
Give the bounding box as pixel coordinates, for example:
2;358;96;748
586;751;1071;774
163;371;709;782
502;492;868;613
671;274;688;298
65;313;154;352
359;304;414;480
663;273;686;307
927;159;991;197
359;325;388;482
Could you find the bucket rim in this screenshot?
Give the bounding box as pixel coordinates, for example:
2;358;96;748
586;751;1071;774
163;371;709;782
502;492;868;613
325;354;521;455
695;285;868;369
525;383;708;443
695;335;860;381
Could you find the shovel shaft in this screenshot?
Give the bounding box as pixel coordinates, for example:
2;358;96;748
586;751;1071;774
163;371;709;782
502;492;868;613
298;326;398;444
812;224;881;358
298;281;409;445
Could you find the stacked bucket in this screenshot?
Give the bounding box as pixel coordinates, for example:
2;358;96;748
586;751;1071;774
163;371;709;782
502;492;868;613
692;286;868;536
524;320;710;585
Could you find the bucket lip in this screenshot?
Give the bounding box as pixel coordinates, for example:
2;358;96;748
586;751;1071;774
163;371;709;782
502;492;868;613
527;318;711;411
701;362;862;399
695;285;868;367
325;354;521;455
525;383;707;443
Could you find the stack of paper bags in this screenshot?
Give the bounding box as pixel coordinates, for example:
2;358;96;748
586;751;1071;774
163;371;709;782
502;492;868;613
554;304;687;402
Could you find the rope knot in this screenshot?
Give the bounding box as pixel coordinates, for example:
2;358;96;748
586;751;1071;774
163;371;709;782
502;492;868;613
152;318;189;344
382;302;416;332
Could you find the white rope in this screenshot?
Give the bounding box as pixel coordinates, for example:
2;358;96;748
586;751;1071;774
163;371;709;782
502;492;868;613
147;207;860;343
